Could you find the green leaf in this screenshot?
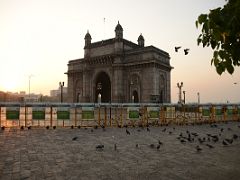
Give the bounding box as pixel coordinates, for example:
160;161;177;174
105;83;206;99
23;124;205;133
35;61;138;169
216;64;224;75
198;14;208;24
226;61;234;74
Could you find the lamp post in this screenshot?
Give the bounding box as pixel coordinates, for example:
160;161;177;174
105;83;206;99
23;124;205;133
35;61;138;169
59;82;64;103
183;91;186;104
197;92;200;104
177;82;183;104
28;74;34;100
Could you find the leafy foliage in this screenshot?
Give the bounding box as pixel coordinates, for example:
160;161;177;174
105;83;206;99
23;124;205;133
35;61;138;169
196;0;240;75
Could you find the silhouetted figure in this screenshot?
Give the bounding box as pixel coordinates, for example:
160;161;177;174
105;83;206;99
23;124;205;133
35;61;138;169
126;129;130;135
21;126;24;130
1;126;5;130
94;125;98;129
28;126;31;130
184;48;190;55
175;46;181;52
71;125;74;129
147;127;150;132
220;128;224;132
136;144;139;148
53;126;56;129
78;125;81;129
157;144;160;150
114;144;117;151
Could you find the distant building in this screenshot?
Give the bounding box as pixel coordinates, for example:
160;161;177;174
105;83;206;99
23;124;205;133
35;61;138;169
50;87;67;97
66;22;172;103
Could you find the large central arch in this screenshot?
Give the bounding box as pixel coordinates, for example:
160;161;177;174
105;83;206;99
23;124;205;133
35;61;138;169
94;72;111;103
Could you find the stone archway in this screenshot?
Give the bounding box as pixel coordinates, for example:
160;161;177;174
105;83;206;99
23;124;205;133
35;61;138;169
132;90;139;103
94;72;111;103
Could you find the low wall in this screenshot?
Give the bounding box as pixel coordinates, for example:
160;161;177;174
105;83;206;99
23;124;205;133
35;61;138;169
0;103;239;127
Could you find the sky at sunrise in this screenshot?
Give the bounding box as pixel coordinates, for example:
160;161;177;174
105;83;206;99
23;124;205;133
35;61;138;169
0;0;239;103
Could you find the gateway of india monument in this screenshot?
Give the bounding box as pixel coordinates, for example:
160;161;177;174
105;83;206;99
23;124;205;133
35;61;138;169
66;22;172;103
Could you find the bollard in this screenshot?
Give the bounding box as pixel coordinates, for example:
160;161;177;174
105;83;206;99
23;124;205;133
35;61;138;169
104;106;107;127
98;106;101;126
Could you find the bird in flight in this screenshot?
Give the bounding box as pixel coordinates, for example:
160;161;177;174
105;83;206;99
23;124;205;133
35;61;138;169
175;46;181;52
184;49;190;55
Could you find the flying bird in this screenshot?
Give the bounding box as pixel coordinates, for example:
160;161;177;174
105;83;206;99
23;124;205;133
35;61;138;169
184;48;190;55
175;46;181;52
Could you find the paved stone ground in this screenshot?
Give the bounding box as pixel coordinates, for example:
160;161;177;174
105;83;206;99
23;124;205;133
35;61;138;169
1;122;240;180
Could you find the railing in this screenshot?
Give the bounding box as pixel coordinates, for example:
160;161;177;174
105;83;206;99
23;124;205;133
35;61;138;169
0;102;239;127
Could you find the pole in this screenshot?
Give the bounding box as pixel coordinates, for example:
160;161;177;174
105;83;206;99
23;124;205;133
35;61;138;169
177;82;183;104
59;82;64;103
28;74;33;100
183;91;186;104
197;92;200;104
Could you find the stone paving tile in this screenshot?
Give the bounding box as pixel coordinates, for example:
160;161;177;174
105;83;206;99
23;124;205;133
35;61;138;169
0;122;240;179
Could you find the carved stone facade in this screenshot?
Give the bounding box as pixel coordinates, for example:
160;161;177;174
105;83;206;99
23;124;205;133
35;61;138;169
66;22;172;103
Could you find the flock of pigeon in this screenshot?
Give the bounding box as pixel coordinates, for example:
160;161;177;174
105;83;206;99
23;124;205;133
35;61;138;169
69;122;240;153
1;122;240;153
175;46;190;55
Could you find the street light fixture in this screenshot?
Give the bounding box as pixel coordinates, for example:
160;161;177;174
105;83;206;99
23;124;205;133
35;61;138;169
59;82;64;103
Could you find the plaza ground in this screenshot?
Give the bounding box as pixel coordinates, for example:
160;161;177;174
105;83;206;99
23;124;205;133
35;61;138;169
1;122;240;180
